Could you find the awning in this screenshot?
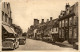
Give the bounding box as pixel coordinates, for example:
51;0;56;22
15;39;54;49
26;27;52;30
2;25;14;33
10;28;17;34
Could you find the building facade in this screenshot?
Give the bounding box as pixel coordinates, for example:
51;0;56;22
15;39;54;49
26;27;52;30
27;2;78;47
58;2;78;43
2;2;12;26
2;2;16;41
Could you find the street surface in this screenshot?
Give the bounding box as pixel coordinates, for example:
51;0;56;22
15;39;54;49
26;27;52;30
3;38;77;51
15;38;76;51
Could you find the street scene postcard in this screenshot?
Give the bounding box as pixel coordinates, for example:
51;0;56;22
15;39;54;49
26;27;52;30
0;0;80;52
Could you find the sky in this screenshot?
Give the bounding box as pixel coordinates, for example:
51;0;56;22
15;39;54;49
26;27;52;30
1;0;79;32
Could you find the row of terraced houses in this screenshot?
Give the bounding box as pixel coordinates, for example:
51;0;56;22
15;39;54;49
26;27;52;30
27;2;78;48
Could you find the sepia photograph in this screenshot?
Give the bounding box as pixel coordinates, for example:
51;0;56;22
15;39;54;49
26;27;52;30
0;0;80;51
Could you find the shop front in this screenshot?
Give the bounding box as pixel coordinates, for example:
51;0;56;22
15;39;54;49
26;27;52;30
2;25;16;41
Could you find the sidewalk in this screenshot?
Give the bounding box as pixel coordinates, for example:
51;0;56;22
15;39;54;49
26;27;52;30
56;41;73;48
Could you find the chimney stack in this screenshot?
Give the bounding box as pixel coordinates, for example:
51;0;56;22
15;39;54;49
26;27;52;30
37;19;39;24
50;17;52;21
34;19;39;25
47;19;49;22
41;19;44;23
65;3;70;10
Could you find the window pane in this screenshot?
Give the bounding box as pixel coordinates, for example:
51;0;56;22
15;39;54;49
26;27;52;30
59;29;61;38
62;29;64;38
73;27;77;39
65;19;68;27
59;21;61;28
73;16;77;25
69;17;72;26
62;20;64;27
69;27;72;38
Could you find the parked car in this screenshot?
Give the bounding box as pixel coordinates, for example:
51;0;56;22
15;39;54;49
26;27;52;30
43;35;52;42
19;37;26;45
22;33;27;38
2;33;19;50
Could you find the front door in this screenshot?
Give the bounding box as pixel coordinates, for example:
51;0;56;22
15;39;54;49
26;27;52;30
65;28;69;40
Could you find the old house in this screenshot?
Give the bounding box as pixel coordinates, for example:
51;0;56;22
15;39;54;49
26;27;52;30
2;2;16;41
58;3;78;43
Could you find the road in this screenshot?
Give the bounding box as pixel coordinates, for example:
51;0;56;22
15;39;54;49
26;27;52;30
2;38;77;51
14;38;77;51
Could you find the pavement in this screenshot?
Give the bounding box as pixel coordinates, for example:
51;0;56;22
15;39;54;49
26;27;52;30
56;41;73;48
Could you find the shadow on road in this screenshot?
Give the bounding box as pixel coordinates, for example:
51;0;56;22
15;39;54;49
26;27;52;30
41;40;73;48
28;39;73;48
52;43;72;48
2;49;14;51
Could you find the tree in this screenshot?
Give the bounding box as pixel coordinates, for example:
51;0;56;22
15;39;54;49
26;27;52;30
12;24;23;36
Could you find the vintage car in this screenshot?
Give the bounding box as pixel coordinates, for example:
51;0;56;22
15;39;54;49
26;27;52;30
2;34;19;50
19;37;26;45
43;35;53;42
